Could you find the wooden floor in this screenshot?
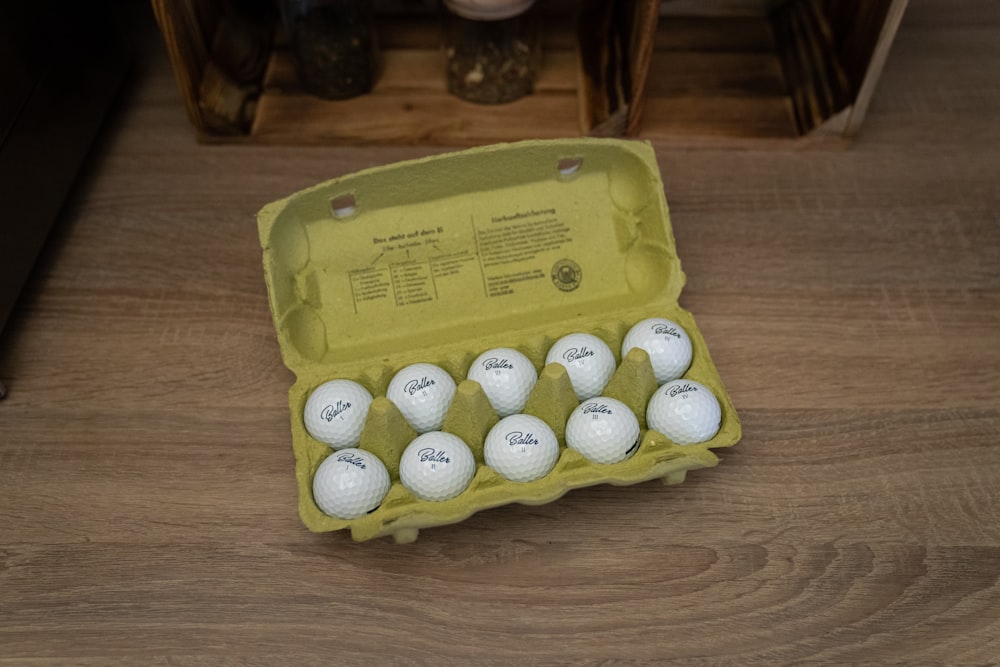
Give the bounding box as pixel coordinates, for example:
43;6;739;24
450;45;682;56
2;0;999;663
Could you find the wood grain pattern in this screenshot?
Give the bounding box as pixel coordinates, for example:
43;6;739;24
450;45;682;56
1;0;999;662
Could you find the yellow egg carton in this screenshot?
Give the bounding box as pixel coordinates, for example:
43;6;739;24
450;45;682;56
257;138;741;542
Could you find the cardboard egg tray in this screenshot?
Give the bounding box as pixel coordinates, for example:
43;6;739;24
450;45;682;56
257;138;741;542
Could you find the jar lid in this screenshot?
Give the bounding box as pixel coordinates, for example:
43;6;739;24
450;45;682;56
444;0;536;21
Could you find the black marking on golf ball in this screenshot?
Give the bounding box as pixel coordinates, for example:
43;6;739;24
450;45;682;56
652;322;683;339
320;400;352;422
404;377;436;396
505;431;539;447
625;436;641;457
551;258;582;292
483;357;514;371
667;382;698;398
417;448;451;464
336;452;367;469
366;504;382;515
562;346;595;363
582;402;612;415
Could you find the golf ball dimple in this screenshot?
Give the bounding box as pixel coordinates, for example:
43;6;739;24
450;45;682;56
622;317;693;384
484;414;560;483
303;379;373;449
386;363;457;433
545;333;616;401
312;448;391;519
565;397;641;464
467;347;538;417
646;379;722;445
399;431;476;501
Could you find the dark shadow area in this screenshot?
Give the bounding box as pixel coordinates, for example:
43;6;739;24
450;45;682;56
0;1;157;397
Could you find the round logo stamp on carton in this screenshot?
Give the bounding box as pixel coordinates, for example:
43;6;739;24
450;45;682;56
551;259;582;292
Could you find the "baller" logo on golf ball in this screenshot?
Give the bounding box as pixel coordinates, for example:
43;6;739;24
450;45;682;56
562;346;595;363
505;431;539;447
404;377;436;396
483;357;514;371
336;452;367;469
652;323;682;338
667;382;699;398
582;402;613;415
320;400;352;422
417;448;451;464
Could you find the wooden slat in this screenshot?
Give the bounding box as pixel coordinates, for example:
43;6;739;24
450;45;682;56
263;48;578;95
151;0;222;134
625;0;661;135
576;0;617;135
376;16;442;50
641;94;797;141
659;0;775;17
252;88;581;145
377;15;580;51
644;52;788;97
653;16;776;52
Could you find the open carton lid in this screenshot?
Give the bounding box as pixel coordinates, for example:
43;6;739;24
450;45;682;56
258;138;684;379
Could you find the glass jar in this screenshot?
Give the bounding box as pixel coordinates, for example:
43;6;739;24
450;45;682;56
281;0;378;100
443;0;541;104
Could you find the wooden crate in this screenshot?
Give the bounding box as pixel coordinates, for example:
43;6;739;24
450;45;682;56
152;0;906;146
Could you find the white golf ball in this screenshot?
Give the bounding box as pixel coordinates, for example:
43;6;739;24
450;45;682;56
467;348;538;417
312;448;391;519
399;431;476;501
386;363;457;433
622;317;693;384
303;379;373;449
646;379;721;445
566;397;641;464
484;414;560;482
545;333;616;401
